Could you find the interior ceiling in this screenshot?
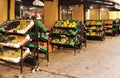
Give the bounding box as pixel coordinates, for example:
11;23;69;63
16;0;120;10
17;0;117;6
17;0;44;6
17;0;118;6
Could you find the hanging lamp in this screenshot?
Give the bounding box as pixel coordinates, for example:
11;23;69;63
33;0;44;6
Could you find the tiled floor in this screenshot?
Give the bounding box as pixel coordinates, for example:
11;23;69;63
1;36;120;78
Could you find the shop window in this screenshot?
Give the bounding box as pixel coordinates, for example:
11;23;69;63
15;1;44;23
62;6;72;20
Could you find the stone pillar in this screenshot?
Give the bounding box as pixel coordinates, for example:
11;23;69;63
10;0;15;19
72;4;84;21
44;0;58;28
0;0;8;24
89;5;100;20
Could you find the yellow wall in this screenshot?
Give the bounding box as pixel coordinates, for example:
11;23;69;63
116;12;120;18
109;11;116;19
0;0;8;24
72;5;84;21
90;9;100;20
100;8;109;20
109;11;120;19
10;0;15;20
44;0;58;28
0;0;15;24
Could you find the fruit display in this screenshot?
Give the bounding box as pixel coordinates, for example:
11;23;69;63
85;20;103;25
4;21;20;30
91;32;96;36
0;47;30;63
53;29;78;35
104;20;113;24
0;20;34;34
51;20;82;51
14;20;30;30
96;21;102;25
86;32;103;36
86;21;91;25
10;35;26;44
38;42;47;48
51;37;77;46
30;32;48;41
0;34;30;48
104;25;112;28
0;20;13;27
105;29;112;33
26;42;48;51
85;20;105;40
54;20;79;28
104;20;117;35
91;21;96;25
90;26;96;30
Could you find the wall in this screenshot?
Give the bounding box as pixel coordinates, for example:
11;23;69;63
0;0;8;24
109;11;120;19
100;8;109;20
90;9;100;20
109;11;116;19
116;11;120;18
44;0;58;28
72;5;84;21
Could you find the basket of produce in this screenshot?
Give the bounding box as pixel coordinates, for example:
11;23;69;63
26;42;47;51
0;47;30;63
0;34;30;48
54;20;79;29
0;20;34;34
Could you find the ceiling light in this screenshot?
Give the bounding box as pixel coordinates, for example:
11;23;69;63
95;1;103;3
104;2;113;5
90;6;93;9
20;6;23;9
16;0;22;2
62;10;65;12
101;8;104;11
33;0;44;6
115;4;120;9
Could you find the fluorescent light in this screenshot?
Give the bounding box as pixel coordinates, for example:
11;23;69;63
95;1;103;3
104;2;113;5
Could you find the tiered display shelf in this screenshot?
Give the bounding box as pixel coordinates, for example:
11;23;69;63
26;19;49;70
0;20;34;34
113;19;120;34
0;20;33;78
104;20;117;36
51;20;84;54
85;20;105;41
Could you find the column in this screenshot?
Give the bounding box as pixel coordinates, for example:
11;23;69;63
44;0;58;28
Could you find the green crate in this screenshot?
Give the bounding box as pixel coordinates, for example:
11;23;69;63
34;19;47;32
